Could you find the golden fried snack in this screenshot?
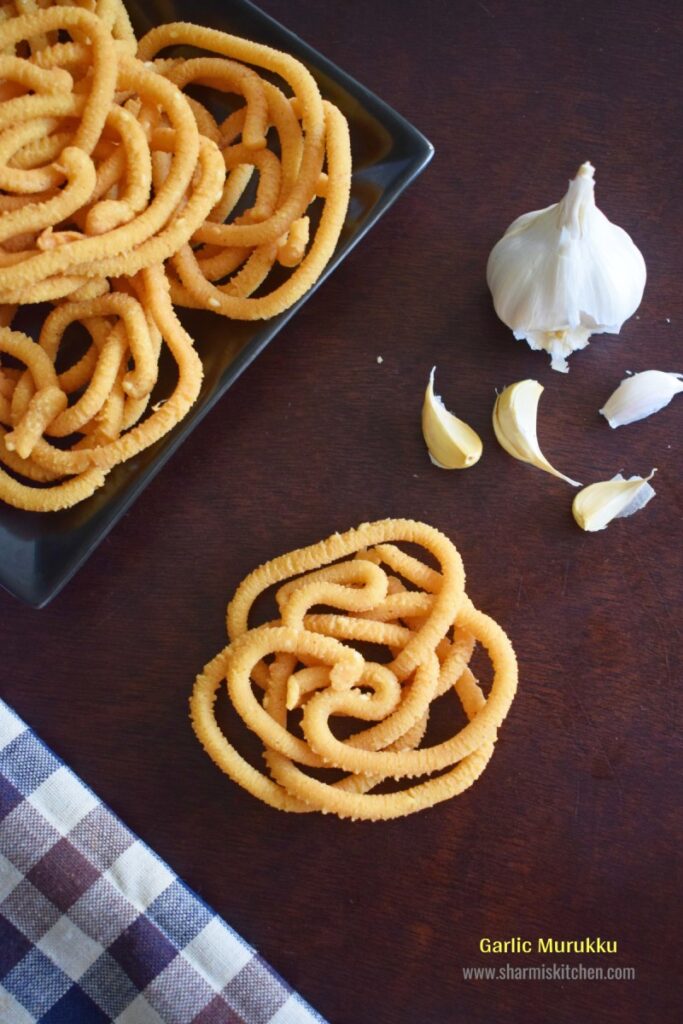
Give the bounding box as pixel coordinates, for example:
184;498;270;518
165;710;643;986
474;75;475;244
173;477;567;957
3;7;118;153
0;265;202;496
170;101;351;319
0;2;352;510
190;520;518;820
138;22;351;320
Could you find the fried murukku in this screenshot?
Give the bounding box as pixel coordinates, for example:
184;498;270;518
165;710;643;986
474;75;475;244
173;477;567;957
0;1;352;510
190;520;518;821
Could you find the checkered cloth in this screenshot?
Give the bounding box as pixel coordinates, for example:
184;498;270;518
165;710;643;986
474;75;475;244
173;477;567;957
0;700;326;1024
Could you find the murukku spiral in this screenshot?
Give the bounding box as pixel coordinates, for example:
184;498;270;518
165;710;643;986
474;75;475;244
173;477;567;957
190;519;518;821
0;1;352;510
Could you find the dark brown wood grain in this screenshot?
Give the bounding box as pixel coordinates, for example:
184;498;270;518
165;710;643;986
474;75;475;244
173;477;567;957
2;2;681;1022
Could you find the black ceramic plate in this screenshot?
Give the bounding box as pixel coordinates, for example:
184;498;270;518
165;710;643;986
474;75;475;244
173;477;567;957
0;0;433;608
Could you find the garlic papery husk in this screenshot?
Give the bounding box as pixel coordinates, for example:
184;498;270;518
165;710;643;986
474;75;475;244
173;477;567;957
600;370;683;427
422;367;482;469
492;379;580;485
486;162;647;372
572;471;656;532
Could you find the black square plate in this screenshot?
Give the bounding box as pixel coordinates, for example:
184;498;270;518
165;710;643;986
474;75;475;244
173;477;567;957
0;0;433;608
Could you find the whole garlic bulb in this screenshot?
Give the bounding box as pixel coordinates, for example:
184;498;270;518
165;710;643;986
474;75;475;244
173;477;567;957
486;162;646;372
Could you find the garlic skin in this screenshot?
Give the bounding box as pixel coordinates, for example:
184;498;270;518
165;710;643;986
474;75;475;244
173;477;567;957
600;370;683;427
572;471;656;532
492;379;580;486
487;162;646;372
422;367;482;469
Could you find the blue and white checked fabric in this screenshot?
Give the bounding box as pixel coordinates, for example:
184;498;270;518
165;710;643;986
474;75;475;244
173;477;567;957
0;699;327;1024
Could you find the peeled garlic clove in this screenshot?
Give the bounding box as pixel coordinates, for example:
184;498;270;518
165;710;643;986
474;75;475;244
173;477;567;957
600;370;683;427
422;367;482;469
572;471;656;532
487;162;646;372
492;379;580;486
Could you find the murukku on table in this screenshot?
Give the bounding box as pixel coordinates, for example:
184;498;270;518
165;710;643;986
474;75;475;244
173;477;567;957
190;520;518;821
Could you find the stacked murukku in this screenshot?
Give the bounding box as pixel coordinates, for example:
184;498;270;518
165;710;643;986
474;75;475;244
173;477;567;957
0;0;352;511
190;519;518;821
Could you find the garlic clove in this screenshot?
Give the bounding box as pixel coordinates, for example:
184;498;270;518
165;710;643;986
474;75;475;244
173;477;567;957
487;162;646;371
422;367;483;469
600;370;683;427
492;379;581;486
572;471;656;532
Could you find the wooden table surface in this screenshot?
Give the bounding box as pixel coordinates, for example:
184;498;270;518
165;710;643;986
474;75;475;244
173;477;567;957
3;2;681;1022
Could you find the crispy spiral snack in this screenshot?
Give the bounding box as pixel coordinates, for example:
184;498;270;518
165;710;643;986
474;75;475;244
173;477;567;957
0;1;352;510
190;520;518;821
